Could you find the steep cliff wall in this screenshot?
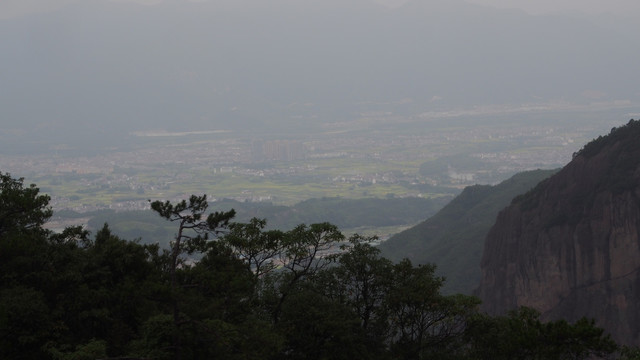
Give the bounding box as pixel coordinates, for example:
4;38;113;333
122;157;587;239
477;120;640;345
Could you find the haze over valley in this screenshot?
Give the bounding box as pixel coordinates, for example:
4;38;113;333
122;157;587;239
5;1;640;356
2;0;640;226
2;0;640;153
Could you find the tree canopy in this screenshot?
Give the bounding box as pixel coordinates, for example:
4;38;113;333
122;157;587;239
0;172;52;238
0;174;620;359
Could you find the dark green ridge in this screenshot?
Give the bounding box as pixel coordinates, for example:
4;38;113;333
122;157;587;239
379;168;557;295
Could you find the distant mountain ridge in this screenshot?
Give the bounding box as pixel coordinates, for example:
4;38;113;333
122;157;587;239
80;195;451;247
477;119;640;345
379;168;556;294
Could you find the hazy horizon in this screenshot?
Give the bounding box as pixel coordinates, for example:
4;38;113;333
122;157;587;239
2;0;639;153
4;0;640;19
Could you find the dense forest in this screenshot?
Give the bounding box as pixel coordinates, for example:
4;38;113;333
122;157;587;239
0;172;632;359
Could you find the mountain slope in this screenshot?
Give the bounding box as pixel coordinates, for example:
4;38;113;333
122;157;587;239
476;119;640;345
379;169;556;294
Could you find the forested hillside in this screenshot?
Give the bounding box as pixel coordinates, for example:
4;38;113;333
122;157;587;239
380;169;557;294
71;195;451;249
0;172;621;359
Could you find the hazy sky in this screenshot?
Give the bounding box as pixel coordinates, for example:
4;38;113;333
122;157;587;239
380;0;640;16
466;0;640;16
3;0;640;152
2;0;640;19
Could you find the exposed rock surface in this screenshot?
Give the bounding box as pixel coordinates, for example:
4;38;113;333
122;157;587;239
477;119;640;345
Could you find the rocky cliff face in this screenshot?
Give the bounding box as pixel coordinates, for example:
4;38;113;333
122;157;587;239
476;119;640;345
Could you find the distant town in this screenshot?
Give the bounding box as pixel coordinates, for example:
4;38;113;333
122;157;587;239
0;109;623;214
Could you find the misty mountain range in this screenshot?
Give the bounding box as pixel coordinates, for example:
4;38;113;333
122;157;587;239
2;0;639;151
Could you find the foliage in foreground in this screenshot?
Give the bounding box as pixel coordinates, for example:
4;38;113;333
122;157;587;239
0;172;619;359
